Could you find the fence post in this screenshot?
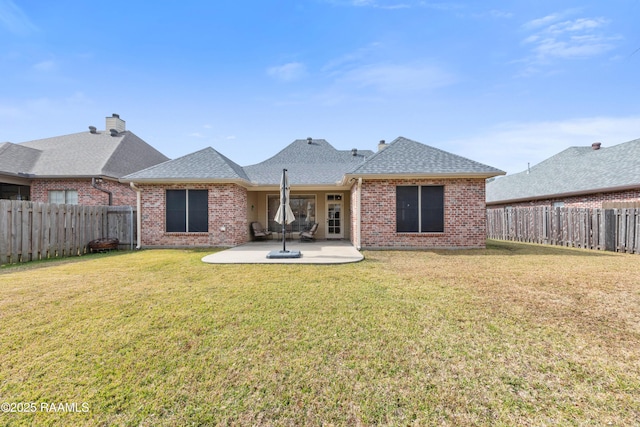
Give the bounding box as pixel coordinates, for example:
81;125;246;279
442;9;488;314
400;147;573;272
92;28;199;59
604;209;616;252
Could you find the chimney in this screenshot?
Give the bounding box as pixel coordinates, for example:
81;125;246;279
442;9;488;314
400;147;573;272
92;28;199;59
88;126;97;134
592;142;602;150
378;139;387;151
105;113;126;133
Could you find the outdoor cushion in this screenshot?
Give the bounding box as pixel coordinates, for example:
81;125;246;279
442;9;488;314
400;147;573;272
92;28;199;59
300;222;318;241
251;222;272;240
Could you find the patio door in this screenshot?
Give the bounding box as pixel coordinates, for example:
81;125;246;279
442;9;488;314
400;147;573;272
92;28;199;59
326;194;343;239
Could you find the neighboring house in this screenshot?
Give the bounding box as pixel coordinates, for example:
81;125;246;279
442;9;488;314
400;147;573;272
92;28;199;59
122;136;504;249
486;139;640;209
0;114;169;205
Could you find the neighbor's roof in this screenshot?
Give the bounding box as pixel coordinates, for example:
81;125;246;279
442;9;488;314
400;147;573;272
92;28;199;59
9;130;169;178
123;147;250;183
486;138;640;204
348;136;505;177
0;142;42;176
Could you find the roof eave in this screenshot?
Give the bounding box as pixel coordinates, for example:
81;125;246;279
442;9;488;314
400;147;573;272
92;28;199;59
120;177;254;187
0;172;32;185
486;183;640;206
247;181;352;190
341;171;505;185
29;174;117;180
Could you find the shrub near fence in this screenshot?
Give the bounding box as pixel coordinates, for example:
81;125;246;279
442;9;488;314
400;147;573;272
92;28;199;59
487;207;640;254
0;200;136;264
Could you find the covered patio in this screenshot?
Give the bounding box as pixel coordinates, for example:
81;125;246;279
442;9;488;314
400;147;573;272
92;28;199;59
201;240;363;264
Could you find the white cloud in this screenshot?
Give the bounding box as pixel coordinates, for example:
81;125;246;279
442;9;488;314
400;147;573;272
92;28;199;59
524;13;564;30
338;62;455;93
0;0;37;35
33;59;56;72
487;9;513;19
443;116;640;175
521;12;620;64
267;62;307;82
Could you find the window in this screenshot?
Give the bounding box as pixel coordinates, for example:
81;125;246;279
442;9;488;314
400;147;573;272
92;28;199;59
48;190;78;205
267;194;316;233
396;186;444;232
166;189;208;232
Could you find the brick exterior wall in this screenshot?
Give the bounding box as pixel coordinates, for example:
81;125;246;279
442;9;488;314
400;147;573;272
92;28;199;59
358;178;487;249
30;179;136;206
139;183;248;247
488;188;640;209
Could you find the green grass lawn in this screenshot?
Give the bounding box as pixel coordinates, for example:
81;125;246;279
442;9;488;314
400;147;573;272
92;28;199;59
1;241;639;426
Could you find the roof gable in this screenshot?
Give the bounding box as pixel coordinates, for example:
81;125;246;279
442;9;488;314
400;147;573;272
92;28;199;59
349;136;505;177
0;142;42;175
123;147;250;182
243;138;372;185
486;138;640;204
102;132;170;177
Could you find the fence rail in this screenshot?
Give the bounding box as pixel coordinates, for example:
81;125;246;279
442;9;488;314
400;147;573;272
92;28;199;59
487;207;640;254
0;200;136;264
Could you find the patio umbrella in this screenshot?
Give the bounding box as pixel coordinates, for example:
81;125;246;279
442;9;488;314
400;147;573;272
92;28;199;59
274;169;295;227
306;201;312;224
267;169;300;258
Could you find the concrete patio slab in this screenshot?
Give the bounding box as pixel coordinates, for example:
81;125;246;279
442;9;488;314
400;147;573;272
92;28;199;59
201;240;364;264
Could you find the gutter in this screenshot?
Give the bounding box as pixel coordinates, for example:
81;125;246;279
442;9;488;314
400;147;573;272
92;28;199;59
340;171;505;186
118;177;254;187
129;182;142;249
92;177;112;205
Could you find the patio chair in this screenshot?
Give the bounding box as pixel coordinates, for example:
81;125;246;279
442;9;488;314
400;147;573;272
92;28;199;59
299;222;318;242
250;222;273;240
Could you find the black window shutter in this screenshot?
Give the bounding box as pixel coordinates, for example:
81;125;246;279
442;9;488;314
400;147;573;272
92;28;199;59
166;190;186;232
421;186;444;232
188;190;209;232
396;186;419;232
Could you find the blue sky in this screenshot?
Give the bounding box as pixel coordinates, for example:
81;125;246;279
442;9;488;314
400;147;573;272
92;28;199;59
1;0;639;174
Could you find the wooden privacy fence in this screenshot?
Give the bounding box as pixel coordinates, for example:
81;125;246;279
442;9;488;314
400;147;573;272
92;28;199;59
487;207;640;254
0;200;136;264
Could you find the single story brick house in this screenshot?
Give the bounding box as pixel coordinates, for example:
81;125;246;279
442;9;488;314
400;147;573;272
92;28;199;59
122;137;504;250
486;138;640;209
0;114;169;205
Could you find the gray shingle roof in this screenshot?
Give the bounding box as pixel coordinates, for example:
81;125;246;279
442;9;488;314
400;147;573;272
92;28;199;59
243;139;373;185
349;136;505;176
486;138;640;204
123;147;250;182
0;142;42;175
13;130;168;178
122;137;503;186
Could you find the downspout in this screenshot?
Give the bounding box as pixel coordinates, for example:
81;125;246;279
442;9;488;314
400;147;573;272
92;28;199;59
129;205;134;251
129;182;142;249
92;177;113;206
356;177;362;250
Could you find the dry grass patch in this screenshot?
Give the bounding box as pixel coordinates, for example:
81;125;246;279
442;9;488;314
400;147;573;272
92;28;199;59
0;241;639;426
